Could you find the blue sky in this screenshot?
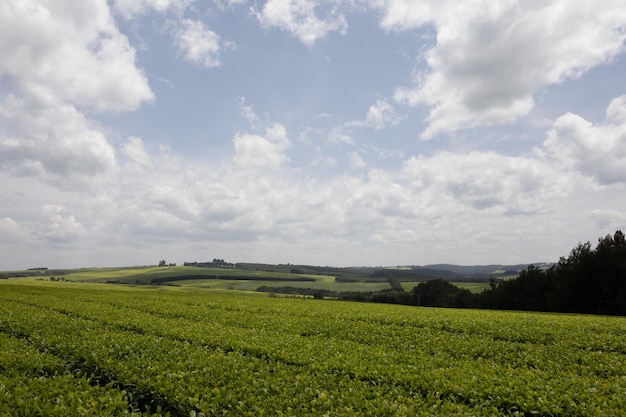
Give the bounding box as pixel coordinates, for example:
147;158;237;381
1;0;626;269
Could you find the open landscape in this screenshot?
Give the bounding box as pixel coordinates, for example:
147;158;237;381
1;279;625;416
2;231;625;415
0;262;510;294
3;2;626;415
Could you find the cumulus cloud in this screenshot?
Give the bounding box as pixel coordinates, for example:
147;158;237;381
402;150;584;215
350;99;402;130
113;0;191;19
0;217;30;243
0;0;154;111
542;95;626;185
382;0;626;138
233;123;292;169
174;18;234;68
254;0;348;46
0;124;608;268
0;96;117;190
115;2;235;69
1;0;624;269
0;1;153;190
38;205;87;244
589;209;626;229
121;136;153;173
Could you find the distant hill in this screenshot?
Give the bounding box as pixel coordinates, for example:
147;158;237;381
360;263;552;282
233;262;549;282
421;263;550;278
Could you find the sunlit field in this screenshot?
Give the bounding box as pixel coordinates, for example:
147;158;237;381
57;266;335;285
4;265;491;295
8;265;408;294
1;280;624;416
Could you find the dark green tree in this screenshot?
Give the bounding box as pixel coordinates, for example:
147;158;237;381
411;279;472;308
480;230;626;315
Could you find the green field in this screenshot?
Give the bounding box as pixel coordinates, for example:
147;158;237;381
449;281;491;293
170;279;391;293
53;265;335;285
65;266;386;293
1;280;624;416
6;265;489;295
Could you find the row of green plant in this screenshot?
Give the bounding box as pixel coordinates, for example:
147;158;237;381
1;282;625;416
0;332;149;416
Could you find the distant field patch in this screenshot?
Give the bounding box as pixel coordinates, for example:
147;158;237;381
57;266;335;286
451;282;491;293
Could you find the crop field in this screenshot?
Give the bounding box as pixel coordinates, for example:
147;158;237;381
1;281;625;416
57;266;336;285
169;279;391;293
49;265;396;293
448;282;491;293
4;265;495;295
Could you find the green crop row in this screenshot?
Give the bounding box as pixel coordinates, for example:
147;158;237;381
1;282;625;416
0;332;153;416
0;298;479;416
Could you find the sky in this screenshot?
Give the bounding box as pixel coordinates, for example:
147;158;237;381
1;0;626;270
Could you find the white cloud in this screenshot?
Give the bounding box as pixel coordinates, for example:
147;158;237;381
114;2;235;70
238;97;260;125
589;209;626;229
233;123;292;169
402;150;585;215
0;125;613;268
113;0;191;19
328;127;354;145
381;0;626;138
0;0;154;112
0;217;30;243
121;136;153;173
213;0;248;9
38;205;87;244
174;18;233;68
365;145;405;161
1;0;625;269
348;151;366;170
350;99;402;130
0;1;152;190
254;0;348;46
542;95;626;185
0;96;117;190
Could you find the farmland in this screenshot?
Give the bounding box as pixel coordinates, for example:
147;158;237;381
0;264;491;294
1;280;625;416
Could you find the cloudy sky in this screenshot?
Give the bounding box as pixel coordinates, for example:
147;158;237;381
1;0;626;269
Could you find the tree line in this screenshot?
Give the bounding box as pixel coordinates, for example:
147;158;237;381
183;259;234;268
316;231;626;316
474;230;626;315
